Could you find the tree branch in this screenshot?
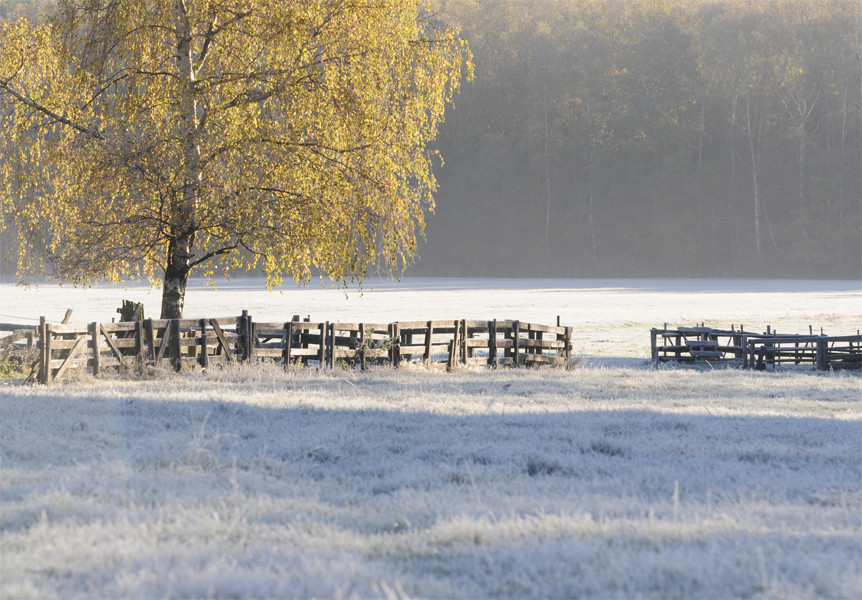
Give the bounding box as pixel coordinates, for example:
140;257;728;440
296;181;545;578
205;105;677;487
0;81;105;141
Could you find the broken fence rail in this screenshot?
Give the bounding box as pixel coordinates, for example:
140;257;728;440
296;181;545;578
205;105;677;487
651;325;861;370
37;315;573;384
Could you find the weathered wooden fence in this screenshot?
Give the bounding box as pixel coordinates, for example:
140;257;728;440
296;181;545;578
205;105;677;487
36;314;573;383
651;325;861;370
0;324;36;351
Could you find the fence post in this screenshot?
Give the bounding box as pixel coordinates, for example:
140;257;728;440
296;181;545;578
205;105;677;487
40;317;51;384
144;319;156;361
170;319;181;371
91;322;101;377
236;313;244;360
448;321;460;371
135;320;144;362
246;313;255;361
327;322;335;369
198;318;209;369
424;321;433;364
389;323;400;367
460;319;468;364
565;326;573;362
488;319;497;367
238;310;249;361
316;321;327;368
283;321;293;369
816;338;827;371
512;320;520;367
650;328;658;368
359;323;367;371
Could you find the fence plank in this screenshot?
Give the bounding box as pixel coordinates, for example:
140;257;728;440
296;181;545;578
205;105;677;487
52;335;89;381
100;324;130;370
210;320;236;363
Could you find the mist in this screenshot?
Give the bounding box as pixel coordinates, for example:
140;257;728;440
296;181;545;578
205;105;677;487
412;0;862;280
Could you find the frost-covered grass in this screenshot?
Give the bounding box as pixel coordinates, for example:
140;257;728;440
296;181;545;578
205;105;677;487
1;278;861;598
2;365;860;599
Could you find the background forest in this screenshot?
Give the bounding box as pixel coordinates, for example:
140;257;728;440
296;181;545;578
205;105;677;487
422;0;861;279
2;0;861;280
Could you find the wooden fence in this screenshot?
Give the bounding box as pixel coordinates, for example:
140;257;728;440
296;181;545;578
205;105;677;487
0;324;36;351
651;325;861;370
36;314;573;383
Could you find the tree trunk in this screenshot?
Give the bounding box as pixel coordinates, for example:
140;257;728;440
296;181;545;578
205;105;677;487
160;234;194;319
159;0;201;320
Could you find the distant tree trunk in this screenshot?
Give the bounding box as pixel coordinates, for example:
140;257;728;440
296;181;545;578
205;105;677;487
586;99;597;267
797;123;808;246
858;45;862;279
745;91;761;260
728;92;741;258
543;82;552;257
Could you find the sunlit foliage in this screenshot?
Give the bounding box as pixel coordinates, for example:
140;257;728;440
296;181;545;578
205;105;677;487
0;0;470;317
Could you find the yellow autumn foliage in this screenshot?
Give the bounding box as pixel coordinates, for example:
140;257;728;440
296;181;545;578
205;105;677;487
0;0;471;317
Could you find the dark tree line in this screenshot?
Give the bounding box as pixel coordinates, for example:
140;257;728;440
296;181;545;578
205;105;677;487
418;0;861;279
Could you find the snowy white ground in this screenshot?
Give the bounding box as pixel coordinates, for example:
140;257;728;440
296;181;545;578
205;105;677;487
1;278;861;598
1;277;860;361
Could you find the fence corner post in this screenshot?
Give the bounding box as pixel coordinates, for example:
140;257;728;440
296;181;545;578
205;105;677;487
650;328;658;369
816;338;827;371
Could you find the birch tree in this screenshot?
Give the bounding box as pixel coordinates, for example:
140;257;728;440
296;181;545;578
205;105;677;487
0;0;470;318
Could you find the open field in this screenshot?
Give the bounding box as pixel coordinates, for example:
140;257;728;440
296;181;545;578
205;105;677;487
1;278;861;598
1;277;860;361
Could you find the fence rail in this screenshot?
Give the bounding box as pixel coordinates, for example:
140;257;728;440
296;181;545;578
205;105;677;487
35;314;573;383
651;325;861;370
0;324;36;351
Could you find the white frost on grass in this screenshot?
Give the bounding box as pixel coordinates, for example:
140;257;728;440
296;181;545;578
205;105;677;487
2;365;861;599
1;278;860;598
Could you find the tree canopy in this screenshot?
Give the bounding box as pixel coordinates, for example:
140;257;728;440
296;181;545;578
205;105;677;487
0;0;470;317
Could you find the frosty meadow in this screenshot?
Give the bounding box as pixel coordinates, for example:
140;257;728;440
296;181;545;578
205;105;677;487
1;278;860;598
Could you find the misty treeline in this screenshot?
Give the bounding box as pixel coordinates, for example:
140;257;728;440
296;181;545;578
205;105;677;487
420;0;861;279
1;0;860;281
